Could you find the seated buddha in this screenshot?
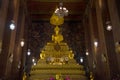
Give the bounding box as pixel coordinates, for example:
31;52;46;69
52;26;63;44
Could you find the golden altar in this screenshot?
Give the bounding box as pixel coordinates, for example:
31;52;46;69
29;14;87;80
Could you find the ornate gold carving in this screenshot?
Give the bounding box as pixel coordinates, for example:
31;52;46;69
40;51;46;59
69;53;74;59
50;13;64;26
54;44;61;51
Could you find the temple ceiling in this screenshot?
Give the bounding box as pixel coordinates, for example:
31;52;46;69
26;0;89;21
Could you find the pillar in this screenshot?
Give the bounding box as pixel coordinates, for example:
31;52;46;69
10;0;26;80
107;0;120;73
0;0;9;55
83;13;94;79
0;0;14;79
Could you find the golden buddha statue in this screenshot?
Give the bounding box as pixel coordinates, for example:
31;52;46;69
50;11;64;44
40;51;45;59
56;73;63;80
52;26;63;44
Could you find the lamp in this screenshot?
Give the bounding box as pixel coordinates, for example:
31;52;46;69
106;21;112;31
94;40;98;47
27;49;31;56
10;20;15;30
86;49;89;56
20;39;25;47
80;57;83;63
54;2;68;17
32;57;37;65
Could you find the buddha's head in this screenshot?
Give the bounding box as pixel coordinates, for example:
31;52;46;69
54;26;60;35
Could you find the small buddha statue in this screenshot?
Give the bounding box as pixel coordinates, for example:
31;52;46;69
56;73;63;80
52;26;63;44
40;51;46;59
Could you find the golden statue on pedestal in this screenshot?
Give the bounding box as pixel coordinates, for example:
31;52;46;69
52;26;63;44
29;11;87;80
56;73;63;80
50;13;64;44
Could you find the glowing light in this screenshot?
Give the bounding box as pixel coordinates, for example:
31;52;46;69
33;62;36;65
106;21;112;31
54;2;68;17
106;24;112;31
86;51;89;56
20;39;24;47
94;41;98;47
32;58;35;62
10;20;15;30
80;57;83;63
27;49;31;56
32;57;37;65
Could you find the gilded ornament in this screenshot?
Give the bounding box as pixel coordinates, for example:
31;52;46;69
40;53;45;59
50;13;64;26
69;53;74;59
